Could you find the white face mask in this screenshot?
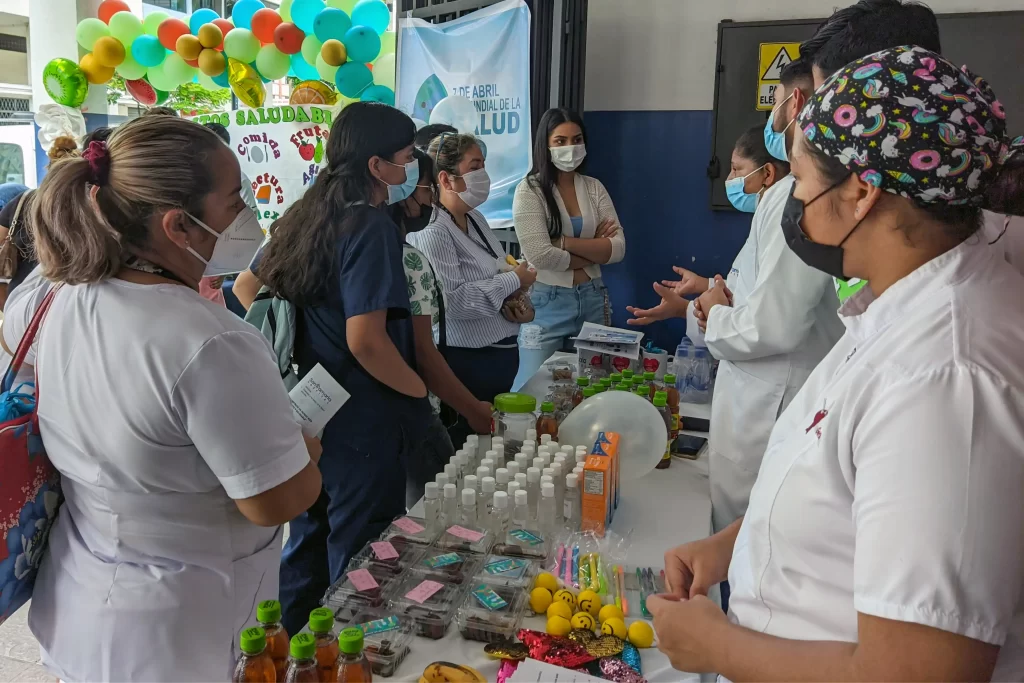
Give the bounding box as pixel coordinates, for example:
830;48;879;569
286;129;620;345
185;207;264;277
549;144;587;172
456;168;491;209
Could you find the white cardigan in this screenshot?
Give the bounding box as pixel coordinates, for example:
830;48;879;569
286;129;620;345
512;174;626;288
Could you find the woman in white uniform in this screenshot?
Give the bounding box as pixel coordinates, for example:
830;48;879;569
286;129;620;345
3;116;322;680
649;47;1024;680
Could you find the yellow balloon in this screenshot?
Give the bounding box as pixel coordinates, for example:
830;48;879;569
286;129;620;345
79;53;114;85
198;48;226;77
176;34;203;61
93;36;126;68
227;57;266;108
570;612;596;632
320;38;347;67
197;23;224;50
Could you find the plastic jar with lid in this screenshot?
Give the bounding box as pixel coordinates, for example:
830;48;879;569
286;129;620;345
493;393;537;459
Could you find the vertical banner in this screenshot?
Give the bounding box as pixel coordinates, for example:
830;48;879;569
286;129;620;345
396;0;531;228
189;105;339;233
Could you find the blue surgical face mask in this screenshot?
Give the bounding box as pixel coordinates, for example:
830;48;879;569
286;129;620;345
764;92;795;162
725;164;767;213
381;159;420;205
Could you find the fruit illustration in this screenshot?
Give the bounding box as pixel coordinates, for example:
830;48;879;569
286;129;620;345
297;138;315;161
313;137;324;163
419;661;487;683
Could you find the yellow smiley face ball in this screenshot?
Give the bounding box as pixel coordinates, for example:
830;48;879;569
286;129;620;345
570;611;596;631
546;600;573;621
599;604;624;624
529;587;553;614
553;589;577;611
627;620;655;648
601;617;627;639
534;572;560;593
546;615;572;637
577;589;601;617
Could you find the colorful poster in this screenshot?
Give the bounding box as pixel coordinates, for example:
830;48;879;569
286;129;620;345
396;0;531;228
189;105;338;232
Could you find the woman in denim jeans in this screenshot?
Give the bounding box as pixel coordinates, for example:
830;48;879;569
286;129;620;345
511;108;626;389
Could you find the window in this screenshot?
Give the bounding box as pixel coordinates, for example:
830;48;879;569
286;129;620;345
0;144;24;185
145;0;189;12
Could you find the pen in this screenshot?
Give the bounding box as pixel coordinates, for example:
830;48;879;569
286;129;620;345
637;567;650;618
618;565;628;616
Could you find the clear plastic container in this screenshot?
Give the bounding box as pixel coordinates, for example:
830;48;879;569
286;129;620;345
456;582;529;643
409;548;483;585
434;522;495;555
341;608;415;678
493;392;537;460
474;554;539;589
387;574;465;640
493;527;548;559
379;515;439;547
348;539;425;579
676;337;712;404
322;563;396;611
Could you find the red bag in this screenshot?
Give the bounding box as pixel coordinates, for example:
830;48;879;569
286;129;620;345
0;287;62;622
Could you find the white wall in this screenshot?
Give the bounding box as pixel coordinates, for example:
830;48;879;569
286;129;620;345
585;0;1024;111
0;14;28;86
0;0;28;18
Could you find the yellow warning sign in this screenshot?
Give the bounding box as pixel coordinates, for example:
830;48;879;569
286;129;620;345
757;42;802;111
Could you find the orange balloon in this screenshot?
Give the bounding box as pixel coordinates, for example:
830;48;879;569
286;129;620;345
176;34;203;61
198;48;227;77
250;8;282;44
98;0;130;24
273;22;304;55
211;19;233;50
80;53;114;84
197;24;224;50
93;36;126;68
158;18;190;51
320;39;347;67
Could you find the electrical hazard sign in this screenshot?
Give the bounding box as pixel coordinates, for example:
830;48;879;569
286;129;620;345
757;42;801;111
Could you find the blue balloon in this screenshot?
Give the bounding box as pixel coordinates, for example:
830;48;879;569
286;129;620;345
231;0;264;30
342;25;380;63
335;61;372;98
212;70;230;88
351;0;390;35
313;8;352;43
291;0;326;34
361;84;394;106
189;8;219;35
291;52;319;81
131;35;167;68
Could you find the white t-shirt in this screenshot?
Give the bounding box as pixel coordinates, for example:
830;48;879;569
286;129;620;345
3;277;309;681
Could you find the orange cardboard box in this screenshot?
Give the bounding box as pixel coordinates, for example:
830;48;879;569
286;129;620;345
591;432;620;515
581;455;610;536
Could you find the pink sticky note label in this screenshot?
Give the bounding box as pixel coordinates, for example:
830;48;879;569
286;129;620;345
347;568;379;592
446;525;486;543
392;517;425;534
370;541;399;560
405;579;444;604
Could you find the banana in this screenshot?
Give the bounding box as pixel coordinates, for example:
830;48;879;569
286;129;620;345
505;254;519;267
421;661;487;683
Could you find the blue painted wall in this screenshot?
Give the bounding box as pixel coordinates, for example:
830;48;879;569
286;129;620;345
582;110;753;350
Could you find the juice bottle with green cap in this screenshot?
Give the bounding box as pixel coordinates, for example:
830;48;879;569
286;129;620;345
336;626;373;682
285;633;320;682
233;627;275;682
572;376;590;407
654;391;672;470
609;372;622;386
622;369;634;381
536;401;558;441
257;599;290;680
663;374;681;439
308;607;340;682
581;386;596;402
643;371;658;399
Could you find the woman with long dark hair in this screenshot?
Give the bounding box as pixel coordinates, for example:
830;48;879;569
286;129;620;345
511;108;626;389
258;102;433;634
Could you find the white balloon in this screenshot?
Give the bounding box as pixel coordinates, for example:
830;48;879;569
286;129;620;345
372;52;395;89
429;95;478;135
557;392;668;481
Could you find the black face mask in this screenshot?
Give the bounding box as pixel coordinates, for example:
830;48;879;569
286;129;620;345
780;180;864;281
403;204;434;234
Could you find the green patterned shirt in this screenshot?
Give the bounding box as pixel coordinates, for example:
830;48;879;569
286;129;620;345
403;245;442;413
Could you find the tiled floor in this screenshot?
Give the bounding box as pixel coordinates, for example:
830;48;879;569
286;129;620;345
0;604;50;682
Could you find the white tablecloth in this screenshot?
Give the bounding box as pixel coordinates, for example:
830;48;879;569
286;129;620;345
396;353;712;681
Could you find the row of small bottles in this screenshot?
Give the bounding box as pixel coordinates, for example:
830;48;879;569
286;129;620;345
422;431;588;538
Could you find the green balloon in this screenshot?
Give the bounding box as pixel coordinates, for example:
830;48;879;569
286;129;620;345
300;34;322;67
197;71;226;91
279;0;294;22
76;18;110;51
256;45;291;81
223;28;260;64
326;0;358;11
115;52;147;80
142;11;169;37
377;30;395;58
109;11;143;45
315;53;338;81
146;62;178;92
42;58;88;108
163;53;196;86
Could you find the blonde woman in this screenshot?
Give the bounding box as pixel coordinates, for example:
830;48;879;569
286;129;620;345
2;115;322;680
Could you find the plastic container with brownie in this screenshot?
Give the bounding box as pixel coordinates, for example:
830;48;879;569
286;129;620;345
456;582;528;643
387;574;465;640
410;548;482;586
322;563;395;615
379;515;439;547
473;554;539;590
348;537;425;578
341;608;414;678
492;527;548;559
433;522;495;556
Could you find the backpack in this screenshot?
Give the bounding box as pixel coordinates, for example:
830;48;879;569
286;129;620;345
244;287;299;391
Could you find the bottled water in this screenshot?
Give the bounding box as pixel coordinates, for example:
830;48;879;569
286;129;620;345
459;488;477;527
538;482;557;536
442;484;458;526
490;490;509;536
423;482;441;534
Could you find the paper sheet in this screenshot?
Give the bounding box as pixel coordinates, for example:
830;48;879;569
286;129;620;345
507;659;607;683
289;363;350;437
572;322;644;360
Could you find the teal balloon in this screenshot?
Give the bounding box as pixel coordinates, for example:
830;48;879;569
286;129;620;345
131;35;167;68
189;8;219;35
335;60;372;98
212;70;230;88
342;25;380;63
351;0;390;35
291;52;319;80
76;18;110;50
291;0;326;34
313;8;351;42
361;84;394;106
115;52;147;80
231;0;264;30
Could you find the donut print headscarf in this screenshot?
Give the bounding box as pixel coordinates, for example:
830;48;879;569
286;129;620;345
797;45;1021;207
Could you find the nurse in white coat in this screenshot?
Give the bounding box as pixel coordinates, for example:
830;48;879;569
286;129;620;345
3;116;323;681
649;48;1024;681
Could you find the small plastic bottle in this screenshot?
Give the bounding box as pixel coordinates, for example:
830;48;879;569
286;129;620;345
480;476;495;517
654;391;672;470
257;600;289;681
663;373;681;439
572;376;590;406
539;451;552;471
463;474;478;496
455;450;469;480
609;372;622;386
506;480;521;504
540;474;553;490
560;445;575;458
526;467;541;520
434;472;449;491
514;452;529;473
460;488;477;527
512;489;530;530
495;468;509;494
485;449;501;468
522;443;536;459
491;436;506;460
542;468;554;489
550;461;565;514
538;482;557;536
336;626;373;683
532;457;546;474
490;490;509;536
465;434;479;451
476;465;490;482
537;402;559;440
284;633;319;683
581;386;596;402
442;483;458;525
540;434;552;446
444;463;458;489
423;482;441;534
525;429;537;443
622;369;634;382
506;460;521;479
644;371;659;399
308;607;340;683
564;473;581;531
576;445;589;463
549;441;561;453
233;627;276;683
514;472;527;494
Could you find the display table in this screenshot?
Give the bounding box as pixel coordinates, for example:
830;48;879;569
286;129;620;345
397;353;712;681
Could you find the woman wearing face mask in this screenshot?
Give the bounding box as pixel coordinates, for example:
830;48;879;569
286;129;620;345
408;133;535;448
0;116;322;680
649;48;1024;681
511;108;626;389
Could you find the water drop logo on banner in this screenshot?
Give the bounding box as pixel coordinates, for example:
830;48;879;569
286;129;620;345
396;0;531;228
